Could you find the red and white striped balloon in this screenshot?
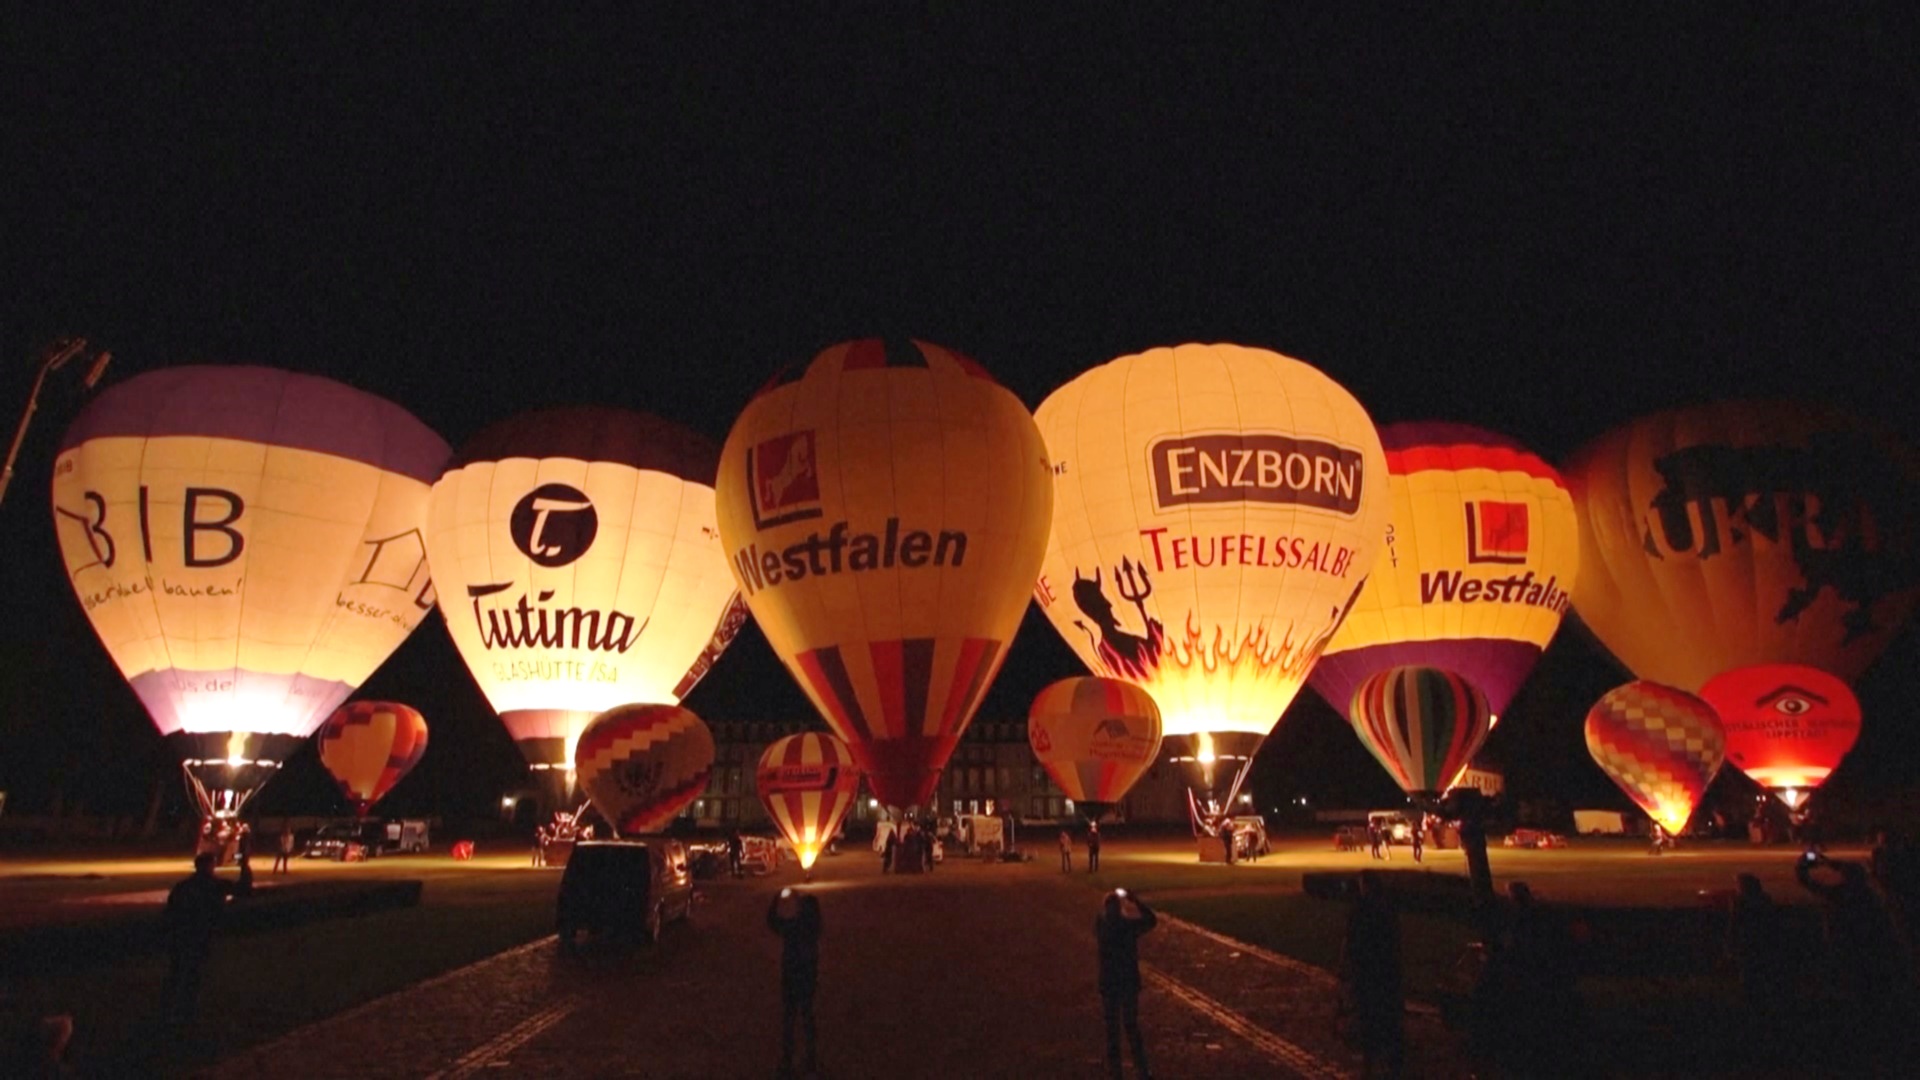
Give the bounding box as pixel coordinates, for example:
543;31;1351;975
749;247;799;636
756;732;863;870
575;704;715;835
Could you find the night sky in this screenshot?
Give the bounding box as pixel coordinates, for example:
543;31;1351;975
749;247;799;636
4;8;1916;824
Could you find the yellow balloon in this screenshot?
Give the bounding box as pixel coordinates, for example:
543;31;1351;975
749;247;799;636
716;339;1053;809
424;408;743;793
1312;423;1580;718
1033;343;1389;820
1566;401;1920;691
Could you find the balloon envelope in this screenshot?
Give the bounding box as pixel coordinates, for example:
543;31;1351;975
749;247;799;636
1027;677;1163;819
716;339;1053;809
1348;666;1494;800
1312;423;1578;719
756;732;863;870
52;366;449;817
574;704;715;835
1032;343;1388;822
1585;681;1726;835
1566;401;1920;692
318;701;429;815
1699;664;1861;810
423;408;743;797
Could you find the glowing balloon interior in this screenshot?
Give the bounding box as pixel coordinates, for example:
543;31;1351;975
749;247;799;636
756;732;863;871
424;408;743;797
1348;666;1494;800
1566;401;1920;692
1699;664;1861;810
1033;343;1388;824
717;339;1053;809
52;366;449;819
1585;681;1726;836
1027;677;1164;820
574;704;716;835
318;700;429;816
1312;422;1578;718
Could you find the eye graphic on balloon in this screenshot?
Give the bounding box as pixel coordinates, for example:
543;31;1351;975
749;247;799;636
1773;695;1812;716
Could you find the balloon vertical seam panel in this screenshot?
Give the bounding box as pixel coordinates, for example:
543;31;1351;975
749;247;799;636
55;366;449;747
1034;343;1387;743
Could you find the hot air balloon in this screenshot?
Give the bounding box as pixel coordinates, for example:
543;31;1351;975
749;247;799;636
52;366;448;835
318;701;429;816
716;339;1052;810
1027;677;1163;821
1033;343;1388;830
574;703;715;835
1585;681;1726;836
1699;664;1861;812
422;408;744;811
756;732;863;873
1348;666;1493;801
1311;423;1579;725
1566;401;1920;692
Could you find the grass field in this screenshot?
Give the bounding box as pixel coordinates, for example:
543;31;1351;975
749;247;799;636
2;854;560;1074
1;832;1876;1076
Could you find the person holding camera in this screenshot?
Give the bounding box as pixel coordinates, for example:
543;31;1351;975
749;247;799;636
768;888;822;1077
1096;888;1157;1080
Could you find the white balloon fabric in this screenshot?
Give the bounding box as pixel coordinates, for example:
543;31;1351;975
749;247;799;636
1033;343;1389;811
423;408;742;783
53;365;449;814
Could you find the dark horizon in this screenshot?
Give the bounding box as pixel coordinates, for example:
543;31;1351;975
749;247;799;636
4;7;1916;824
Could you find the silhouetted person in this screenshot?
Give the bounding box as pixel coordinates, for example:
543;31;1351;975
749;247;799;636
881;826;897;874
1219;820;1235;866
1410;815;1425;864
1367;821;1385;861
768;891;822;1077
1648;821;1672;856
274;824;295;874
1096;891;1156;1080
1342;870;1404;1078
1726;873;1791;1053
1870;830;1920;950
1059;828;1073;873
161;853;233;1027
1087;823;1102;872
1796;852;1918;1068
1475;882;1584;1076
728;828;745;878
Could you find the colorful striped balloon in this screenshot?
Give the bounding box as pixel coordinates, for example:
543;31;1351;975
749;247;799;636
575;704;715;835
318;701;429;816
1585;681;1726;835
1348;666;1493;799
756;732;863;871
1028;677;1164;820
1311;422;1579;721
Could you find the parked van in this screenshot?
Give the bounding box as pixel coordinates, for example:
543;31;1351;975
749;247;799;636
1367;811;1415;844
557;839;694;948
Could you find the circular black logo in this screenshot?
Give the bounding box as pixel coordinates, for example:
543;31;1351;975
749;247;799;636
510;483;598;567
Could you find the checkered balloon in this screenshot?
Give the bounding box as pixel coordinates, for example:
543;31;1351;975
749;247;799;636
575;704;715;835
1585;681;1725;835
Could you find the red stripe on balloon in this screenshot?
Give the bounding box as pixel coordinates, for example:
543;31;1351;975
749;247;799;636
1385;445;1563;484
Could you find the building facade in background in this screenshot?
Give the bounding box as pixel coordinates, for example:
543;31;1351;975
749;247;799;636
694;719;1191;830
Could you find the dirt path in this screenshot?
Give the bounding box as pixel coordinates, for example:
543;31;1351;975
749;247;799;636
208;851;1473;1078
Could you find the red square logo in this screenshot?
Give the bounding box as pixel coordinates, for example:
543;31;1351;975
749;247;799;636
750;431;824;528
1467;500;1529;564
